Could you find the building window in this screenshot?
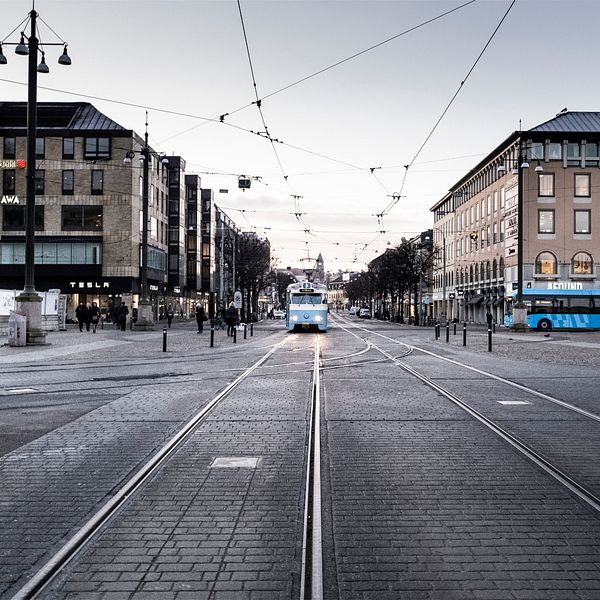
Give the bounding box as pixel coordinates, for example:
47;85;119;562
574;209;591;234
538;209;555;234
2;205;44;230
535;251;557;275
3;137;16;159
35;169;45;195
61;205;103;230
62;170;74;195
63;137;74;159
538;173;555;197
91;170;104;194
574;173;591;197
3;169;15;194
586;142;599;165
530;142;544;160
500;220;505;242
572;252;593;275
548;142;562;160
84;137;110;160
493;222;497;244
0;241;101;265
567;142;581;166
35;137;45;159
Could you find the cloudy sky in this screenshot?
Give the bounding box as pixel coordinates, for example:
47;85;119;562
1;0;597;272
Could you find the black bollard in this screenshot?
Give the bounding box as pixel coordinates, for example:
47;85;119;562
162;326;167;352
210;324;214;348
488;326;492;352
233;326;237;344
250;322;254;337
434;321;439;340
244;323;247;339
493;322;496;334
446;321;450;343
453;322;456;336
463;322;467;347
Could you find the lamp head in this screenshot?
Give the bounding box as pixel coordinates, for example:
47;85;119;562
534;161;543;173
15;34;29;56
37;52;49;74
58;45;71;66
0;44;7;65
521;161;530;169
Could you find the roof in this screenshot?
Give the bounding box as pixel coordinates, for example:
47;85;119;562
530;111;600;133
0;102;129;132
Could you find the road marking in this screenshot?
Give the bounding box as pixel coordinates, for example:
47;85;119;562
497;400;531;405
211;457;260;468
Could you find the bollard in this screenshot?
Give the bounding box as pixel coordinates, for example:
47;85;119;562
434;321;439;340
250;322;254;337
493;322;496;334
210;324;214;348
488;326;492;352
244;323;247;339
233;326;237;344
162;326;167;352
101;318;104;330
463;322;467;347
446;321;450;343
453;322;456;336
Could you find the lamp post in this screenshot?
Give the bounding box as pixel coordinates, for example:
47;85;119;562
0;8;71;345
124;119;168;330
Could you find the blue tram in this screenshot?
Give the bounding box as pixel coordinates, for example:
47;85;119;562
285;281;328;332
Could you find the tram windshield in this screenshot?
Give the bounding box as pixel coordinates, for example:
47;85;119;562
291;293;325;305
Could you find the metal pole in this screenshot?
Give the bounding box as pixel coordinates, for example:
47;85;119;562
210;323;214;348
162;326;167;352
488;326;492;352
233;325;237;343
141;129;149;303
250;322;253;336
453;321;456;336
243;323;247;339
446;321;449;343
463;322;467;346
442;234;446;321
23;9;38;295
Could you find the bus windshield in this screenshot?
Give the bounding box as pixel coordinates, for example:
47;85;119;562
291;293;324;305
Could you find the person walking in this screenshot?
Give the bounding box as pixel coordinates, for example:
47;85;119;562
167;304;174;328
75;301;89;332
89;301;101;333
116;301;128;331
195;303;205;333
225;302;238;337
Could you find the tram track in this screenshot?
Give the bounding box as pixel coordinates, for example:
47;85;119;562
8;334;327;600
335;317;600;515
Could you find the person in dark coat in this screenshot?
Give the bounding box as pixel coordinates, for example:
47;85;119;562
75;301;89;332
225;303;238;337
115;302;128;331
89;301;101;333
195;304;205;333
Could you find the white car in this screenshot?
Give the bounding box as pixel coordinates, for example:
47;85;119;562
358;308;372;319
349;306;359;315
273;309;286;319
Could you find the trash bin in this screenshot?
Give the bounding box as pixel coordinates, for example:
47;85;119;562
8;310;27;347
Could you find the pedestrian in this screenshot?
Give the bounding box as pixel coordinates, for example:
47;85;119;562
116;301;128;331
167;303;174;328
89;301;101;333
75;301;89;332
486;310;493;329
225;302;238;337
195;303;206;333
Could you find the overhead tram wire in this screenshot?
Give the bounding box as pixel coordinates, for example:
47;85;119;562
377;0;516;219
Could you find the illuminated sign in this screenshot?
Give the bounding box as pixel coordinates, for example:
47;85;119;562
69;281;110;289
547;282;583;290
0;196;20;204
0;159;26;169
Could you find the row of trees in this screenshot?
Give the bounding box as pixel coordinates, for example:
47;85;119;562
345;239;436;325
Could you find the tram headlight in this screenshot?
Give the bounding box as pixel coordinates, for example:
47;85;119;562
292;315;298;321
315;315;322;322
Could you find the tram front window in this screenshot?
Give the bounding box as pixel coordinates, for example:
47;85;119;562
291;294;322;305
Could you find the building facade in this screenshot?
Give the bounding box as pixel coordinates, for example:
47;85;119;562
0;102;235;323
430;111;600;325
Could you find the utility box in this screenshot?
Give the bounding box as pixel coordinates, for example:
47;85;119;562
8;311;26;347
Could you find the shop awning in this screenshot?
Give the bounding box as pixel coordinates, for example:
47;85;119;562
466;294;484;306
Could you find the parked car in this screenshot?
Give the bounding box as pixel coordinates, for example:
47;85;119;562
349;306;359;315
358;308;372;319
273;309;286;319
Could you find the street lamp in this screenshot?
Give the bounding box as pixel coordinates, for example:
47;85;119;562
497;142;542;330
123;120;168;329
0;8;71;345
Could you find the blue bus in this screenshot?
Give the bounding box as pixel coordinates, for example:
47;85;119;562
286;281;328;332
503;288;600;331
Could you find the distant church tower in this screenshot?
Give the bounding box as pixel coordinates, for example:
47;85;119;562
314;253;325;283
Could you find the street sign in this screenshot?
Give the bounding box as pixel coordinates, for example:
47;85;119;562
234;290;242;309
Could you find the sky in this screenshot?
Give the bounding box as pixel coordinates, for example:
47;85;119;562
1;0;598;273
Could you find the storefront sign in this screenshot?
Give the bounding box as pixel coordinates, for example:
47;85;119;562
0;195;20;204
0;159;26;169
69;281;110;289
547;282;583;290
